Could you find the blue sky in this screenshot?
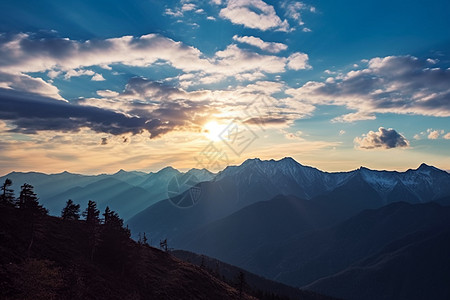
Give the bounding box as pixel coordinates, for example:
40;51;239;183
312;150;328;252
0;0;449;174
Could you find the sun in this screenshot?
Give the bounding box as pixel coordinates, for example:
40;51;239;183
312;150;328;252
203;120;225;141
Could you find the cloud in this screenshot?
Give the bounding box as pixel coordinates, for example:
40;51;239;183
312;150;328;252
287;52;311;70
64;69;95;79
91;73;105;81
444;133;450;140
101;137;108;145
0;33;212;74
0;72;62;100
219;0;290;31
0;33;310;88
339;130;346;135
0;87;212;139
232;35;287;53
281;1;316;27
286;55;450;120
427;129;440;139
354;127;409;149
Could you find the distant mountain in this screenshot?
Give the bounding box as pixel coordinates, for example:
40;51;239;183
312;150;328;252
0;167;215;220
305;228;450;300
128;158;450;243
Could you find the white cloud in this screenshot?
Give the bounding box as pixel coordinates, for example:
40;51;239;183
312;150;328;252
281;1;316;28
164;8;183;17
91;73;105;81
64;69;95;80
427;128;444;139
0;33;213;74
219;0;290;31
232;35;288;53
444;133;450;140
0;72;62;100
181;3;196;11
339;130;346;135
0;33;311;88
287;52;311;70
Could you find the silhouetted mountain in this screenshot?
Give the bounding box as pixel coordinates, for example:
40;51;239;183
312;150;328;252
166;200;450;300
0;205;255;300
306;228;450;300
172;250;337;300
173;195;338;272
272;202;450;287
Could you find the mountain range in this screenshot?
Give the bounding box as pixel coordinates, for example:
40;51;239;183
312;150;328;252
2;157;450;299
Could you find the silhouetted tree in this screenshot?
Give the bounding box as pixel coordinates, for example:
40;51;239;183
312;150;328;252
97;207;131;272
138;232;149;246
142;232;148;246
17;183;47;257
159;239;168;252
83;200;100;225
82;200;100;261
18;183;47;214
0;178;15;206
235;271;247;300
61;199;80;220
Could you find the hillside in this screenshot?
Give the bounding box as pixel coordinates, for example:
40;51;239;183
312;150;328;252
0;205;254;300
172;250;336;300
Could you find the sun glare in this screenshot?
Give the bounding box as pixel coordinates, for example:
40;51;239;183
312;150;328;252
203;121;225;142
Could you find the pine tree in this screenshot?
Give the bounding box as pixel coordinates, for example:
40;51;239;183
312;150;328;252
61;199;80;220
0;178;15;206
18;183;47;215
82;200;100;261
97;207;131;271
83;200;100;225
17;183;47;257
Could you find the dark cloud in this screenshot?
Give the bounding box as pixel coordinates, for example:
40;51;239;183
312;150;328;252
0;88;207;138
355;127;409;149
244;116;289;125
287;56;450;120
101;138;108;145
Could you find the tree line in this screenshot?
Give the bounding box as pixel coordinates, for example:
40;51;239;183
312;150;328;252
0;178;146;269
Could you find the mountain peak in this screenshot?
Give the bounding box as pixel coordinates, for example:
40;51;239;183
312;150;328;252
115;169;127;174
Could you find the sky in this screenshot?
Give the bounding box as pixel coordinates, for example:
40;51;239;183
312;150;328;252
0;0;449;175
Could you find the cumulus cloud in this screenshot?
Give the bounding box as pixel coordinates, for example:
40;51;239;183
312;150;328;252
287;52;311;70
232;35;287;53
427;129;440;139
219;0;290;31
444;133;450;140
354;127;409;149
286;55;450;120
